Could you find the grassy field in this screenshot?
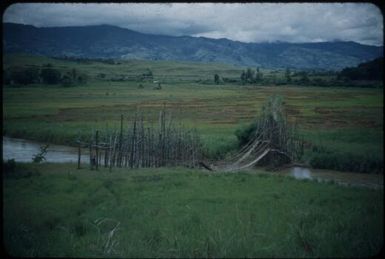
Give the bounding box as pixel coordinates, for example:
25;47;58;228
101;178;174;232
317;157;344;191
3;54;383;257
3;162;383;258
3;54;384;171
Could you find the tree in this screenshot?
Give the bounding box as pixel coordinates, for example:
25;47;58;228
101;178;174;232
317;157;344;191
246;68;254;83
339;58;383;81
8;66;40;85
40;65;61;84
61;68;88;86
61;72;73;87
77;73;88;84
240;71;246;85
71;68;77;82
255;67;263;83
214;74;220;84
285;68;291;83
298;71;310;84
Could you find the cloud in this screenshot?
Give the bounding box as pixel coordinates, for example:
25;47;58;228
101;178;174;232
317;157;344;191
3;3;383;46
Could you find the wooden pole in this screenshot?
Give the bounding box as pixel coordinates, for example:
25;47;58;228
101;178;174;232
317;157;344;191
130;114;137;169
104;145;108;168
109;134;113;172
89;138;93;170
95;130;99;170
77;142;81;169
118;114;123;167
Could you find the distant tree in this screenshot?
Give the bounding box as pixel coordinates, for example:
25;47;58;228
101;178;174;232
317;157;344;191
298;71;310;84
339;58;383;81
8;66;40;85
285;68;292;83
255;67;263;83
71;68;77;82
77;73;88;84
61;68;88;86
61;72;73;87
214;74;220;84
41;65;61;84
246;68;254;83
240;71;247;85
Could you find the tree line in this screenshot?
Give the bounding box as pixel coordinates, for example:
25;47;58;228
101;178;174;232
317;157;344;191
212;58;382;88
338;58;383;81
214;67;313;86
3;64;88;87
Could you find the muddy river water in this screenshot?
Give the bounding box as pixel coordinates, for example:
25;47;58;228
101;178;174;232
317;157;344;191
3;137;89;164
3;137;383;189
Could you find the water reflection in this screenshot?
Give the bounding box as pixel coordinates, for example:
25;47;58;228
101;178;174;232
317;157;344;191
287;166;383;189
290;167;312;180
2;137;89;163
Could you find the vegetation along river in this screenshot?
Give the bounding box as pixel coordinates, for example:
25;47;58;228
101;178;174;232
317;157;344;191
3;137;383;189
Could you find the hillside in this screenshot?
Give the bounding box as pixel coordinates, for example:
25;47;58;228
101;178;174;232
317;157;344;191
3;23;383;71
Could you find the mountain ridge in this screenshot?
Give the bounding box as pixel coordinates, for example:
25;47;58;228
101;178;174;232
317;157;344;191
3;23;383;70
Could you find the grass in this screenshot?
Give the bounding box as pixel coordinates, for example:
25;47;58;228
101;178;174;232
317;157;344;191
3;54;384;171
3;162;383;257
300;128;384;173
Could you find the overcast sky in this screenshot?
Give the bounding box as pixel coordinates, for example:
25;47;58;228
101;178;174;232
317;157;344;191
3;3;384;46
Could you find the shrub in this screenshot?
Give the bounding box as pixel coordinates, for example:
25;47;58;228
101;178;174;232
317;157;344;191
235;122;258;147
7;66;40;85
41;66;61;84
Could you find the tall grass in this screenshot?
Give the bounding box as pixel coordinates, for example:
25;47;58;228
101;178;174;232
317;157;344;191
308;147;383;174
3;163;383;257
302;128;383;174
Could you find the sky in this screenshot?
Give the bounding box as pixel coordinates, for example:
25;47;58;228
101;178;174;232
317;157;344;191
3;3;384;46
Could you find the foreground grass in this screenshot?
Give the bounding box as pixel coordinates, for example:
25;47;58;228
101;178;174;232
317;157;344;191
3;163;383;257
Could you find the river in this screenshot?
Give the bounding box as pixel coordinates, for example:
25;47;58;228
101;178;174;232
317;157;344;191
2;137;383;189
2;137;89;164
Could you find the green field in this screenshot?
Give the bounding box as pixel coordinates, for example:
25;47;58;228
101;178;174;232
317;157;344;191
3;163;383;258
3;54;383;172
3;54;384;257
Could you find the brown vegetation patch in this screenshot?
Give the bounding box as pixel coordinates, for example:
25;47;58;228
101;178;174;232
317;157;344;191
314;107;334;114
285;105;301;116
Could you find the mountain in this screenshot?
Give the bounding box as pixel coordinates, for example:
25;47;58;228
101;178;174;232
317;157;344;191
3;23;383;70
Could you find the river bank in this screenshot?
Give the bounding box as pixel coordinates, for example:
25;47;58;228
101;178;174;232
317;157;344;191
3;136;383;189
